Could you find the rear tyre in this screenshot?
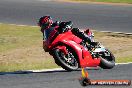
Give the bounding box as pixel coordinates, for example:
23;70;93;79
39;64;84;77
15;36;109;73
99;49;115;69
53;47;79;71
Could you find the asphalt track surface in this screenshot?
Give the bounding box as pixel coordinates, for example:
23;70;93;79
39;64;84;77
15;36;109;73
0;64;132;88
0;0;132;88
0;0;132;33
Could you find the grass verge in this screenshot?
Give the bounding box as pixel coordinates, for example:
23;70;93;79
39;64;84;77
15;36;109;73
0;24;132;72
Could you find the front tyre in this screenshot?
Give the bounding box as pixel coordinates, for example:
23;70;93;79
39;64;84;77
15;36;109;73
99;49;115;69
53;47;79;71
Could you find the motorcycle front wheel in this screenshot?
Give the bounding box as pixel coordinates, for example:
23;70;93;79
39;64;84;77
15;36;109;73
53;47;79;71
99;49;115;69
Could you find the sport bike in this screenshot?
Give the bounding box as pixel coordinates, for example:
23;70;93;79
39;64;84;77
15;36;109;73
43;27;115;71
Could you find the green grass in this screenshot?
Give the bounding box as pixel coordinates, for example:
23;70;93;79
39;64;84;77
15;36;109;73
0;24;40;52
117;57;132;63
70;0;132;4
0;23;132;72
0;24;59;72
0;58;58;72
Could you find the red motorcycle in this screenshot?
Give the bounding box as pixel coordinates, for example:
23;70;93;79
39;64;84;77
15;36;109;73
43;27;115;71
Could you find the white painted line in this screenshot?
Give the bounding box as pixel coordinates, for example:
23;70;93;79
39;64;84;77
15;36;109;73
28;62;132;72
96;30;132;35
28;67;100;72
0;23;38;27
116;62;132;65
9;24;38;27
28;68;65;72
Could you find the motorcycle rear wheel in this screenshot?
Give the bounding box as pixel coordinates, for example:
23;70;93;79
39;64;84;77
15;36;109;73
53;47;79;71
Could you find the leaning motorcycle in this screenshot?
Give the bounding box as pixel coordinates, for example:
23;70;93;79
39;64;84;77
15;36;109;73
42;26;115;71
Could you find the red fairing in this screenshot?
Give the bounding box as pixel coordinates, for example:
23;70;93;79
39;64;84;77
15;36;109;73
56;46;68;55
47;30;100;68
81;48;100;67
48;31;74;49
